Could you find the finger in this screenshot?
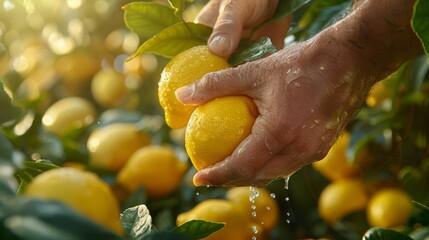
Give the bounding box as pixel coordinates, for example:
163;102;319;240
194;0;221;27
251;16;292;50
175;62;255;105
192;117;286;186
207;0;247;57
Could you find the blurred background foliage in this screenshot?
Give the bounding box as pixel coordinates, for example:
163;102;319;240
0;0;428;239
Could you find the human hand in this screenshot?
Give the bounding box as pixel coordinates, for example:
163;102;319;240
195;0;291;57
176;35;373;187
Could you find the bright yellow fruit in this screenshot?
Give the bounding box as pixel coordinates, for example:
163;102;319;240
42;97;96;136
226;187;279;232
185;96;258;170
91;70;130;108
87;123;151;171
367;188;412;228
158;45;230;129
176;199;262;240
117;145;188;198
312;132;371;181
24;168;122;235
318;179;369;224
366;80;391;107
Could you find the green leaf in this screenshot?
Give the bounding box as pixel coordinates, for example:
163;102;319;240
168;0;185;18
228;37;277;66
14;160;59;193
409;227;429;240
412;0;429;63
0;132;13;162
0;81;23;125
120;204;154;240
256;0;312;31
123;2;180;39
363;227;413;240
172;220;225;240
413;201;429;213
130;22;212;59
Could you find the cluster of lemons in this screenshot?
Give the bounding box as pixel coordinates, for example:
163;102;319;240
177;187;279;240
313;132;413;228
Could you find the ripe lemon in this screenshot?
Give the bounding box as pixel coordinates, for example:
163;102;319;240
87;123;151;171
24;168;123;235
42;97;96;136
117;145;188;198
91;70;130;108
158;45;230;129
312;132;371;181
176;199;262;240
226;187;279;232
318;179;369;224
185;96;258;170
367;188;412;228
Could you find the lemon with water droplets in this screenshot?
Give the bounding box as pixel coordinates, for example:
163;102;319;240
185;96;258;171
176;199;262;240
158;45;230;129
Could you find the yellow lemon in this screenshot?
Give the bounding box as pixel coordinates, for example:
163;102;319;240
185;96;258;170
158;45;230;129
87;123;151;171
117;145;188;198
312;132;371;181
226;187;279;232
176;199;262;240
91;70;130;108
42;97;96;136
367;188;412;228
24;168;123;235
318;179;369;224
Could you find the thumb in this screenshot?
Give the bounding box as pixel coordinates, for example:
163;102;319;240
175;63;253;105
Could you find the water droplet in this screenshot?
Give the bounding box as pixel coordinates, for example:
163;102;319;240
287;212;291;216
292;68;301;75
314;119;320;124
270;193;276;199
285;197;290;201
206;185;210;188
286;219;291;224
286;68;291;74
266;206;271;211
284;176;290;190
252;237;257;240
195;192;200;196
293;82;301;87
252;211;257;217
252;82;257;88
301;124;306;129
319;65;325;71
251;205;257;210
252;225;259;234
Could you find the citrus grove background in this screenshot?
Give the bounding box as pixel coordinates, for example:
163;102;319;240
0;0;428;240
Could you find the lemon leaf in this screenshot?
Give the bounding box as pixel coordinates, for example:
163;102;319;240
123;2;180;39
14;160;59;194
229;37;277;66
412;0;429;63
120;204;154;240
0;80;23;125
363;227;412;240
172;219;225;240
0;133;13;163
168;0;185;18
129;22;211;60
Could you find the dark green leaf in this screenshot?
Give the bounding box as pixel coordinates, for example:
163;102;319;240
120;204;154;240
6;198;123;240
168;0;185;18
0;132;13;162
413;201;429;212
409;227;429;240
130;22;211;59
14;160;59;193
172;220;225;240
98;108;143;127
272;0;313;22
143;231;191;240
123;2;180;39
228;37;277;66
0;81;23;125
121;187;147;213
412;0;429;62
363;227;413;240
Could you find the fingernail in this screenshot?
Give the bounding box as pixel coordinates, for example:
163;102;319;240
209;35;230;56
193;172;209;187
175;85;193;102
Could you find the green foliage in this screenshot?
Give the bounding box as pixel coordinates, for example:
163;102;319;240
172;220;225;240
0;81;23;124
228;37;277;66
363;228;413;240
123;2;180;39
121;205;154;240
412;0;429;62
